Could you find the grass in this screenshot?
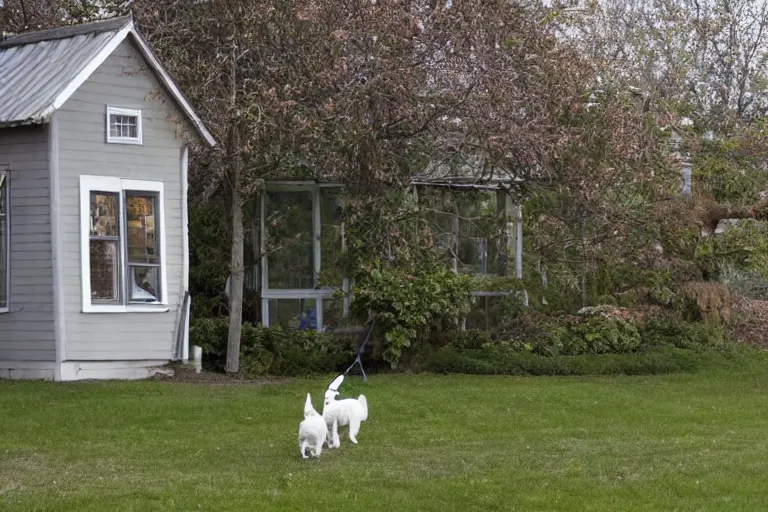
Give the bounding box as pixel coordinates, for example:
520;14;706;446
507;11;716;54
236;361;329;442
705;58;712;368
2;352;768;510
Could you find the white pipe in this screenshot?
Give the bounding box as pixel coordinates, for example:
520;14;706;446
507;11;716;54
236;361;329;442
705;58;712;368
193;345;202;374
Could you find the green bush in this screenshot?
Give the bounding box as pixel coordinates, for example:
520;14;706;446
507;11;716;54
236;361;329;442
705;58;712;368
421;344;716;376
188;203;230;319
190;312;733;378
696;220;768;281
429;330;494;349
560;316;642;355
189;317;355;377
495;311;643;357
350;259;472;367
640;317;728;349
189;317;230;371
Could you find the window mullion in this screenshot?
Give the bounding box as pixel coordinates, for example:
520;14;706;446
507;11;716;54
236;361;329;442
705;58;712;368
312;186;321;288
260;193;268;294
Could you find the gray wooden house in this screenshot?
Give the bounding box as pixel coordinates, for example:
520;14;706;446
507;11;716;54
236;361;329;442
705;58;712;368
0;17;215;380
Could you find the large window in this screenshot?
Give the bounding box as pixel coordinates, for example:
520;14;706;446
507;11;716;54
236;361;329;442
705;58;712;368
80;176;167;313
259;183;344;331
255;182;512;332
0;166;8;313
421;188;502;275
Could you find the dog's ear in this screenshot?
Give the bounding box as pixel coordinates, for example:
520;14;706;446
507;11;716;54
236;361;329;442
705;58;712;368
327;374;345;392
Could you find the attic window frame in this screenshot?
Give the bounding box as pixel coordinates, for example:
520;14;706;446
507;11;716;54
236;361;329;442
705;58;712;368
106;106;143;145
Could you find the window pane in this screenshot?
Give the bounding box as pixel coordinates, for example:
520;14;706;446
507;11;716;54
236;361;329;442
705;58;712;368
322;298;342;331
109;114;139;139
90;193;119;237
320;188;343;285
457;192;500;275
265;190;314;289
466;296;507;331
126;194;158;264
458;236;488;274
268;298;317;331
90;240;120;301
128;265;160;302
421;188;456;258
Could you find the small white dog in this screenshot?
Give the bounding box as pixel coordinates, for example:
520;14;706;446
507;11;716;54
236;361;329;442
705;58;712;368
298;393;333;459
323;375;368;448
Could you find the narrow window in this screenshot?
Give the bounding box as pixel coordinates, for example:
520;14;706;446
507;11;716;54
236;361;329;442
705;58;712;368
89;192;121;303
125;193;161;303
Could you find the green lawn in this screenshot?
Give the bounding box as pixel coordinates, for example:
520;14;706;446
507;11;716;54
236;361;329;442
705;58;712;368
2;355;768;511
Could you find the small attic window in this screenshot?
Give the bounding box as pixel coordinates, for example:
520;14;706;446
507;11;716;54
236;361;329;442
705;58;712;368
106;107;142;145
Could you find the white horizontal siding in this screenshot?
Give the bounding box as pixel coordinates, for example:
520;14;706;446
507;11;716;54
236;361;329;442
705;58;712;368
57;40;187;361
0;125;56;361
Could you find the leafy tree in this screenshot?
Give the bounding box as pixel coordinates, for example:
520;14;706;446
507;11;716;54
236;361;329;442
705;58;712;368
2;0;673;368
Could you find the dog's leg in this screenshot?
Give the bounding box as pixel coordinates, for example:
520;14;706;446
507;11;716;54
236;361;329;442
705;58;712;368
314;437;323;458
300;439;309;459
331;418;340;448
349;419;361;444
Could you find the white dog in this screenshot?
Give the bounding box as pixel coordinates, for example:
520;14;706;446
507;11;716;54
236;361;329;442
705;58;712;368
323;375;368;447
298;393;333;459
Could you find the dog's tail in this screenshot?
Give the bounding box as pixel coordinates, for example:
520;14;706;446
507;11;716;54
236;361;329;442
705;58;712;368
304;393;318;417
358;394;368;421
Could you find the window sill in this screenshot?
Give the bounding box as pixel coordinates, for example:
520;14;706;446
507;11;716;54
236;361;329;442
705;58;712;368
83;304;170;314
106;138;143;145
261;288;338;299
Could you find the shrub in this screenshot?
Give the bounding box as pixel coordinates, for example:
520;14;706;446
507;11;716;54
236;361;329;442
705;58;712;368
189;317;356;377
640;317;728;349
497;309;643;357
696;220;768;281
561;316;642;355
350;259;472;367
189;317;230;372
718;263;768;300
421;344;716;376
429;330;493;349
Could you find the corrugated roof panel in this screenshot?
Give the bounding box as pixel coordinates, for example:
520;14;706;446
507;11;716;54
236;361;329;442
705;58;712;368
0;31;116;126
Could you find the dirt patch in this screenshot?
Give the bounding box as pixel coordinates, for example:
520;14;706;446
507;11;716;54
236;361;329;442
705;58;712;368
729;296;768;349
151;363;291;387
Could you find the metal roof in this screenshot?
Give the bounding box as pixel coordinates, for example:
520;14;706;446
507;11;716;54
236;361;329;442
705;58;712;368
0;17;216;146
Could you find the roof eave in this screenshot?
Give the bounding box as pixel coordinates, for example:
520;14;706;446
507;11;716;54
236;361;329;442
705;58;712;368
0;117;49;129
125;26;216;147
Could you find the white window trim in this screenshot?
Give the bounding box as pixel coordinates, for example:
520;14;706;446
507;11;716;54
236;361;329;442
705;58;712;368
106;106;143;145
79;175;168;313
0;166;8;314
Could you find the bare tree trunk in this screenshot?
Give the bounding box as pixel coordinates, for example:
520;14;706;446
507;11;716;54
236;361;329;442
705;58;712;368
225;130;245;374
